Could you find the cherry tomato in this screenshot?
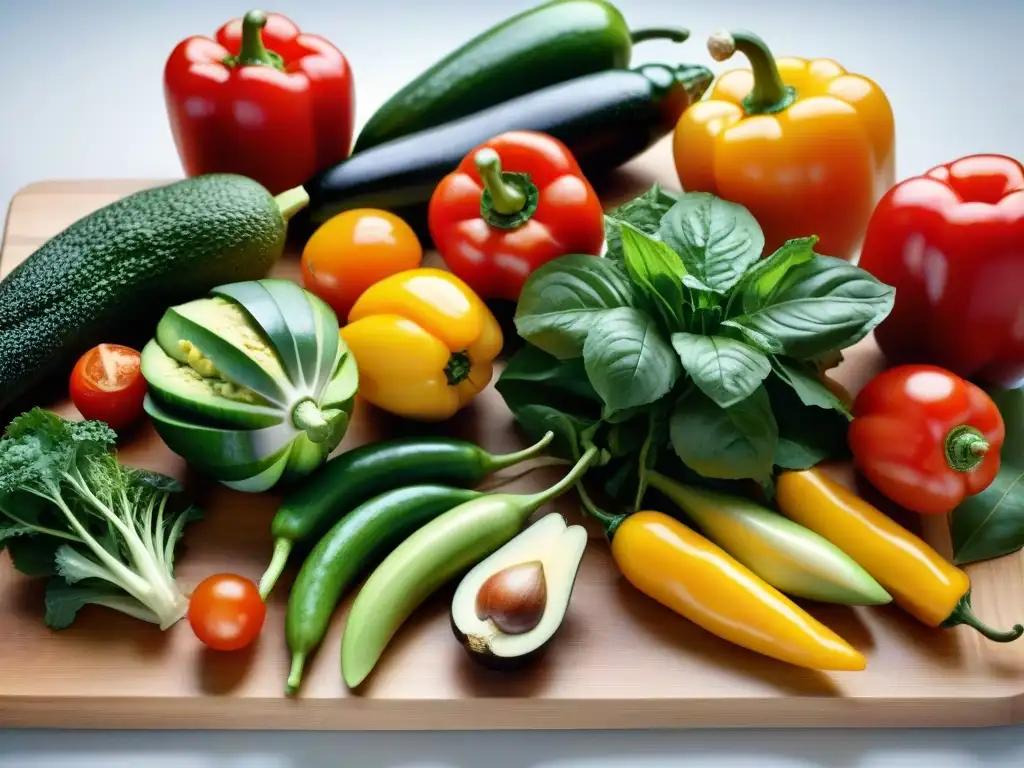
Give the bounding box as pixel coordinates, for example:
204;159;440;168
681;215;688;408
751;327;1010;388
69;344;147;431
188;573;267;652
301;208;423;321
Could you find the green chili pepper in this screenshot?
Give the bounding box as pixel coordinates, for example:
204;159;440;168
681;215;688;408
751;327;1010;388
646;471;892;606
259;431;554;598
284;484;484;696
340;445;599;688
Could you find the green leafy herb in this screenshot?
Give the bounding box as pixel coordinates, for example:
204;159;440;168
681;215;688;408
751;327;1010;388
723;254;895;359
582;307;680;414
618;222;688;330
500;186;894;498
604;184;680;263
670;385;778;482
672;333;771;408
0;408;201;630
659;192;765;294
950;388;1024;565
513;254;634;359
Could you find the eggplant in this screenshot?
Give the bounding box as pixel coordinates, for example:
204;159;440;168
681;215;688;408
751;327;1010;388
300;63;713;236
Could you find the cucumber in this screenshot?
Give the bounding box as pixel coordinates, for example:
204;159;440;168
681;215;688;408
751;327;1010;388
353;0;690;152
304;63;713;235
0;175;308;415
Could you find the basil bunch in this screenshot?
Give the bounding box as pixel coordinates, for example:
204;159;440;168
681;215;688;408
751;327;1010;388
496;186;895;505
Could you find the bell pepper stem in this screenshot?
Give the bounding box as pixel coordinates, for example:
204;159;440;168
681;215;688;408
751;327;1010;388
258;538;292;599
475;149;526;215
227;10;285;70
444;351;473;385
485;431;555;472
275;186;310;221
707;29;795;115
630;27;690;44
945;425;990;472
942;592;1023;642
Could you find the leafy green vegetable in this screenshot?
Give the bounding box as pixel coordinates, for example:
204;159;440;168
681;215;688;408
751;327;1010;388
659;192;764;294
950;388;1024;565
672;333;771;408
499;186;894;499
604;184;680;264
513;254;634;359
582;307;680;414
0;408;200;630
670;385;778;481
723;254;895;359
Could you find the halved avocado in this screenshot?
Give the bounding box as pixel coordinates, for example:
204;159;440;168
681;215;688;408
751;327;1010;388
450;513;588;669
144;394;296;481
141;340;283;430
156;297;292;405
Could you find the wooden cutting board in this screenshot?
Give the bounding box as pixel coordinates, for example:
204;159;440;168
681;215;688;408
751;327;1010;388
2;143;1024;731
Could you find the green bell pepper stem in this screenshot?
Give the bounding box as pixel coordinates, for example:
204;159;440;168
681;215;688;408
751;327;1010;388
226;10;285;70
475;148;526;215
944;425;990;472
707;29;795;115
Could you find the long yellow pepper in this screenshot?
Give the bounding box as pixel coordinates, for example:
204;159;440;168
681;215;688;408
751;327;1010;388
776;469;1023;642
610;510;866;671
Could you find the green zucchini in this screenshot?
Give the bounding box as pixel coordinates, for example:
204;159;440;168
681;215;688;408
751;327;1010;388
353;0;689;152
0;175;308;416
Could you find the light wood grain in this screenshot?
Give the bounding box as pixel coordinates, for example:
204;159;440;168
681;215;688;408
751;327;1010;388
2;142;1023;731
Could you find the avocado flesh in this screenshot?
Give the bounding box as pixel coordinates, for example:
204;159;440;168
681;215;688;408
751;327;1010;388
451;513;588;663
141;340;282;429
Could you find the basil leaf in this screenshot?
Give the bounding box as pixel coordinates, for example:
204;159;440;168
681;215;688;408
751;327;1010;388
514;254;635;359
618;223;688;330
734;237;818;315
720;321;783;354
723;254;895;359
771;356;851;417
765;373;850;470
604;184;681;263
582;307;680;413
497;344;600;404
511;404;595;462
671;333;771;408
950;388;1024;565
659;192;765;294
670;385;778;481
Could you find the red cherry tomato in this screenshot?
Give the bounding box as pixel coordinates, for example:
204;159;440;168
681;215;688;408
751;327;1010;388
188;573;267;651
69;344;147;431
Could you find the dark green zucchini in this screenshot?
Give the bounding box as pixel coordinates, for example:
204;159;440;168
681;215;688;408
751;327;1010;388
304;63;713;233
353;0;689;153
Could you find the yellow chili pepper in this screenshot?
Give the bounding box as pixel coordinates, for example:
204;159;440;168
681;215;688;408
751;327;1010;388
340;268;502;421
775;469;1023;642
610;510;866;671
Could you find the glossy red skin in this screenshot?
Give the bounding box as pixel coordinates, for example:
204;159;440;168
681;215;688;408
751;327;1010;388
164;12;354;195
859;155;1024;388
69;344;147;432
428;131;605;301
848;365;1005;516
188;574;267;652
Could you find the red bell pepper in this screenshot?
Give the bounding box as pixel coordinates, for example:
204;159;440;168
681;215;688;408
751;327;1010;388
427;131;605;301
848;364;1006;516
164;10;355;195
859;154;1024;388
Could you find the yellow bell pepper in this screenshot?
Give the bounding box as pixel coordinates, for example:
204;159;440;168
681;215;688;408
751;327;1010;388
775;469;1023;643
611;510;866;671
340;268;503;421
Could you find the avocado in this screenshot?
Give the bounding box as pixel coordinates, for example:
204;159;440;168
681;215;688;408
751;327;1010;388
450;513;588;669
0;175;308;415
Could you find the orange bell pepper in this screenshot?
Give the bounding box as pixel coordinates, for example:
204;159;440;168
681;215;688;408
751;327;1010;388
673;30;895;260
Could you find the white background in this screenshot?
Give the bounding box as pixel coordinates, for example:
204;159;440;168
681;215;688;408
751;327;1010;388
2;0;1024;765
